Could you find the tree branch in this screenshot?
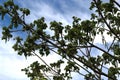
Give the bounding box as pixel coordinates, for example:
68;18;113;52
113;0;120;8
32;51;60;76
93;0;120;41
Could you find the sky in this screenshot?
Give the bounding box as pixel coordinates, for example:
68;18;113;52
0;0;119;80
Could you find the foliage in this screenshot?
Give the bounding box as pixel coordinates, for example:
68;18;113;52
0;0;120;80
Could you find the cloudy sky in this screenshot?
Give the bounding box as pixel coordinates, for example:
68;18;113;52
0;0;119;80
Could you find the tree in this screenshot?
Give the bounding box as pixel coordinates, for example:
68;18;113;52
0;0;120;80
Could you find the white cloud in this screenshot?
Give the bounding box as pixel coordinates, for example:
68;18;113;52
0;41;28;79
94;31;114;44
17;0;70;25
0;28;28;79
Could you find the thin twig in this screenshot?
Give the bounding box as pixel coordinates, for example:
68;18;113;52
33;51;59;76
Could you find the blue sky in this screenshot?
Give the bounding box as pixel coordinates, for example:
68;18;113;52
0;0;119;80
